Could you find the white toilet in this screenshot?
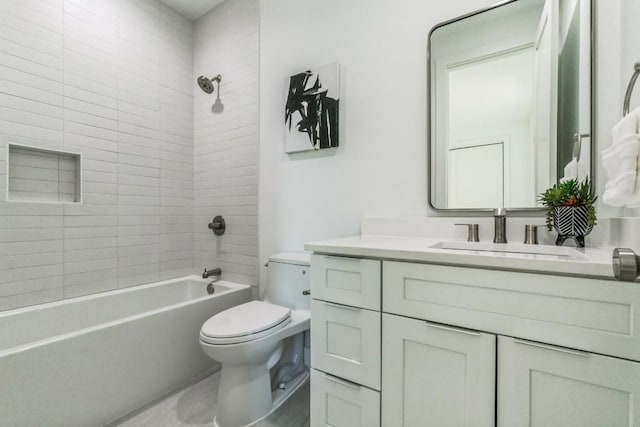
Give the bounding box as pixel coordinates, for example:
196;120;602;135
199;252;311;427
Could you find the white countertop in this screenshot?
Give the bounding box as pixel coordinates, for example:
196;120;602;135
304;235;617;280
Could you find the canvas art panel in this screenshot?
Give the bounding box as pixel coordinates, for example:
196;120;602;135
284;62;340;153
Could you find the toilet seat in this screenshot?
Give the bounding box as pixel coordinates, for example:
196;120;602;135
200;301;292;345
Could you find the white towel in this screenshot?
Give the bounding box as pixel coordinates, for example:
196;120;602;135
560;157;590;183
602;137;640;205
560;158;578;183
577;158;589;181
601;106;640;206
613;106;640;140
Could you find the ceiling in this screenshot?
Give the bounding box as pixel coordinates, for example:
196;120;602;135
160;0;224;21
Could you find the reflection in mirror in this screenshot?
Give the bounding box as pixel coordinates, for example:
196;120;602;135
429;0;592;210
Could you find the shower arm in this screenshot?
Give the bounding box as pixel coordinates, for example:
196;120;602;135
623;62;640;116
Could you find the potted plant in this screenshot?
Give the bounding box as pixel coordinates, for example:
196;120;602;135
539;178;597;248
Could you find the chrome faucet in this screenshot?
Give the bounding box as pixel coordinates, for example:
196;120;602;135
493;208;507;243
202;268;221;281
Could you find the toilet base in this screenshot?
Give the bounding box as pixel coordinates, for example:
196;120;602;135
213;368;309;427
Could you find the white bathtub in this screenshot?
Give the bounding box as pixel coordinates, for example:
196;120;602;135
0;276;251;426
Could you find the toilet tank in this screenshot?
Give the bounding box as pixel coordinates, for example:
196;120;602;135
265;252;311;312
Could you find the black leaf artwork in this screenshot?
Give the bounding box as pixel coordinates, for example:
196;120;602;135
284;63;339;153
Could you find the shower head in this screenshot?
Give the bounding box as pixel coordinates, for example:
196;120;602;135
197;76;214;94
197;74;222;94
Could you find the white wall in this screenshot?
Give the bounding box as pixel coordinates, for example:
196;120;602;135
260;0;640;284
0;0;195;310
193;0;260;293
259;0;496;278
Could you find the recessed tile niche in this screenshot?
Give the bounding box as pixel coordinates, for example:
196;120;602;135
7;144;82;204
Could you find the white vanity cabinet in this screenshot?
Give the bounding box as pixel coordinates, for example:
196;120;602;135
309;250;640;427
309;254;382;427
382;260;640;427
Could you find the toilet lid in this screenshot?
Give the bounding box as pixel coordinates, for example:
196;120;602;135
200;301;291;344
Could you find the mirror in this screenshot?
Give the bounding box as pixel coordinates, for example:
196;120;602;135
429;0;593;211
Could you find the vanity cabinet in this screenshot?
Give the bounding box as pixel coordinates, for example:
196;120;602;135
310;254;382;427
383;260;640;360
309;252;640;427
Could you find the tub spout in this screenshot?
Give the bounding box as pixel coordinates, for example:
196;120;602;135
203;268;221;281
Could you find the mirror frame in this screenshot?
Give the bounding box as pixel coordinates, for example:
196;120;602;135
427;0;595;214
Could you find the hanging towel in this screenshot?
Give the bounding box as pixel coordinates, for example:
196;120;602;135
560;158;578;183
601;106;640;206
561;157;590;183
576;158;590;181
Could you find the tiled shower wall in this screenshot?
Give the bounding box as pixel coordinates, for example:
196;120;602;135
193;0;260;293
0;0;195;310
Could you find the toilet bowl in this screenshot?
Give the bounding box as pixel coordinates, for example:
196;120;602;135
199;252;311;427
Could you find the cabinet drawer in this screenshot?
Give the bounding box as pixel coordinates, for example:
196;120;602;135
311;299;381;390
383;260;640;361
498;336;640;427
310;369;380;427
311;254;381;310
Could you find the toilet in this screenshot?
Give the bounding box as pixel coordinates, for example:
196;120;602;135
199;252;311;427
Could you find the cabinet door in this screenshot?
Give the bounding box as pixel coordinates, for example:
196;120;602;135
382;314;496;427
498;336;640;427
310;369;380;427
311;299;381;390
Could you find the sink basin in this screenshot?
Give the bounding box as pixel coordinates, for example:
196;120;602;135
430;241;587;260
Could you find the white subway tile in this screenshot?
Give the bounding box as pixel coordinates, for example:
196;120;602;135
63;226;117;240
63;276;117;298
64;257;117;275
64;237;117;251
0;276;63;298
0;288;63;311
0;263;64;284
117;271;159;289
63;215;117;228
64;97;117;121
64;247;117;262
0;1;63;35
62;269;118;292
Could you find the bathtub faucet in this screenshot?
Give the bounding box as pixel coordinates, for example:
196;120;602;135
203;268;222;281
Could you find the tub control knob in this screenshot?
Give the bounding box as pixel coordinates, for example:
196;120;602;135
612;248;640;281
208;216;226;236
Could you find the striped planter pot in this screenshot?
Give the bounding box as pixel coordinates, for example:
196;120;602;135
553;206;593;248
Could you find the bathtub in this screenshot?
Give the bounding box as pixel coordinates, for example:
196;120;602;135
0;276;251;426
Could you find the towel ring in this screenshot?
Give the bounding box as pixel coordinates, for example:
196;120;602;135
623;62;640;116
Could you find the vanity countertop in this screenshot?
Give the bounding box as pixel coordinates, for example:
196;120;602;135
304;235;617;280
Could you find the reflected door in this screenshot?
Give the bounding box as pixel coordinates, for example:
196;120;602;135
448;142;504;208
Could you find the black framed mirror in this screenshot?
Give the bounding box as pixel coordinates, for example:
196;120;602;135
428;0;594;212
